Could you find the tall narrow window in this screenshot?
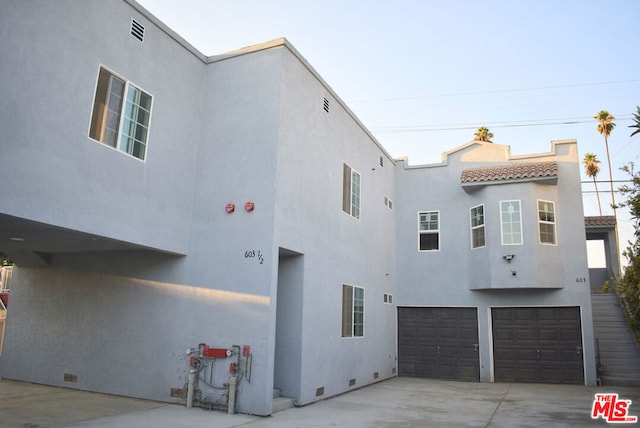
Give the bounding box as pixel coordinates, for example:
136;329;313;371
342;284;364;337
342;164;361;219
500;200;522;245
89;67;152;161
538;200;557;244
470;204;486;249
418;211;440;251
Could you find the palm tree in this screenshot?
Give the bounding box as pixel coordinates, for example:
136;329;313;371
474;126;493;143
629;105;640;137
583;152;603;215
594;110;616;213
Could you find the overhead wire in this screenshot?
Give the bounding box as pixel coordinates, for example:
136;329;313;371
350;79;640;103
348;78;639;133
369;115;633;133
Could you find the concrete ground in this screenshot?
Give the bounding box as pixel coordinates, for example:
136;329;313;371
1;377;639;428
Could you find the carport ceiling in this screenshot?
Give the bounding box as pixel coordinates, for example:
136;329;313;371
0;213;153;256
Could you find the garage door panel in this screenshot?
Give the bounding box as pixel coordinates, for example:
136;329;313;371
492;307;584;385
398;307;479;381
539;328;558;340
536;308;556;320
492;328;512;340
514;308;536;321
460;327;478;339
516;328;536;341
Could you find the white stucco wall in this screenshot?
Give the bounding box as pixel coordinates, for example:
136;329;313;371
0;0;204;255
394;140;596;385
272;46;397;405
0;1;598;419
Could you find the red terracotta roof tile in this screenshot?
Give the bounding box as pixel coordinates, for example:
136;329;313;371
585;216;616;227
461;161;558;184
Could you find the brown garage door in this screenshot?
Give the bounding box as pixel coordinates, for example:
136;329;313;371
398;307;479;381
492;307;584;384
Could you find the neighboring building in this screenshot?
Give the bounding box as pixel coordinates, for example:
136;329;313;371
0;0;596;416
395;141;595;385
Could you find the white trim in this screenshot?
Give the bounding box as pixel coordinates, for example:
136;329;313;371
418;210;440;252
87;65;154;163
470;203;486;250
342;163;362;221
341;283;365;339
537;199;558;246
499;200;523;246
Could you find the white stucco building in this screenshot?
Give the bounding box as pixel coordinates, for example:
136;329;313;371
0;0;596;416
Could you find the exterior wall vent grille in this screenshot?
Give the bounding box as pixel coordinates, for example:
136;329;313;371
130;18;145;42
323;97;330;113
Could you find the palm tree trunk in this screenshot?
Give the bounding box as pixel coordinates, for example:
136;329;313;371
592;176;603;216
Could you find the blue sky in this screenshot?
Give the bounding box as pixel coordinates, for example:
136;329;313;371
137;0;639;255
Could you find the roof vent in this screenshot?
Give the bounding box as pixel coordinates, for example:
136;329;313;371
130;18;145;42
323;97;330;113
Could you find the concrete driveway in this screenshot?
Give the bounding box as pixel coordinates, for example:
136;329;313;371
1;377;639;427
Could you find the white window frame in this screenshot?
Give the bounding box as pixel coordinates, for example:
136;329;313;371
418;211;440;251
342;163;361;220
342;284;364;338
537;199;557;245
470;204;486;249
500;200;523;245
89;66;153;161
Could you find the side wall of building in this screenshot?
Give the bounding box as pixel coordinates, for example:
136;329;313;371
0;0;203;254
272;47;397;405
0;0;285;416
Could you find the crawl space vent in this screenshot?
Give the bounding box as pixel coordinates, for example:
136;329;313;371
130;18;145;42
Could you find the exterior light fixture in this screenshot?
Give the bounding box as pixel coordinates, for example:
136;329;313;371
503;254;515;263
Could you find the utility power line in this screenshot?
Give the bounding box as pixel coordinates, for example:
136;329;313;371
351;79;640;103
370;115;633;133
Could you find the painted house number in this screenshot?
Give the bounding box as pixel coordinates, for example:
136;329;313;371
245;250;264;264
576;277;587;283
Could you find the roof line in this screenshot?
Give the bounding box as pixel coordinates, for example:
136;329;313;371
124;1;395;164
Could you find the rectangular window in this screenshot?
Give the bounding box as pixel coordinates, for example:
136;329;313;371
342;164;361;219
470;204;486;249
538;200;557;244
384;197;393;209
89;67;152;160
418;211;440;251
500;200;522;245
342;284;364;337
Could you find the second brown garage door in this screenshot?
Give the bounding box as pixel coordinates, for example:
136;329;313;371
492;306;584;385
398;307;479;381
